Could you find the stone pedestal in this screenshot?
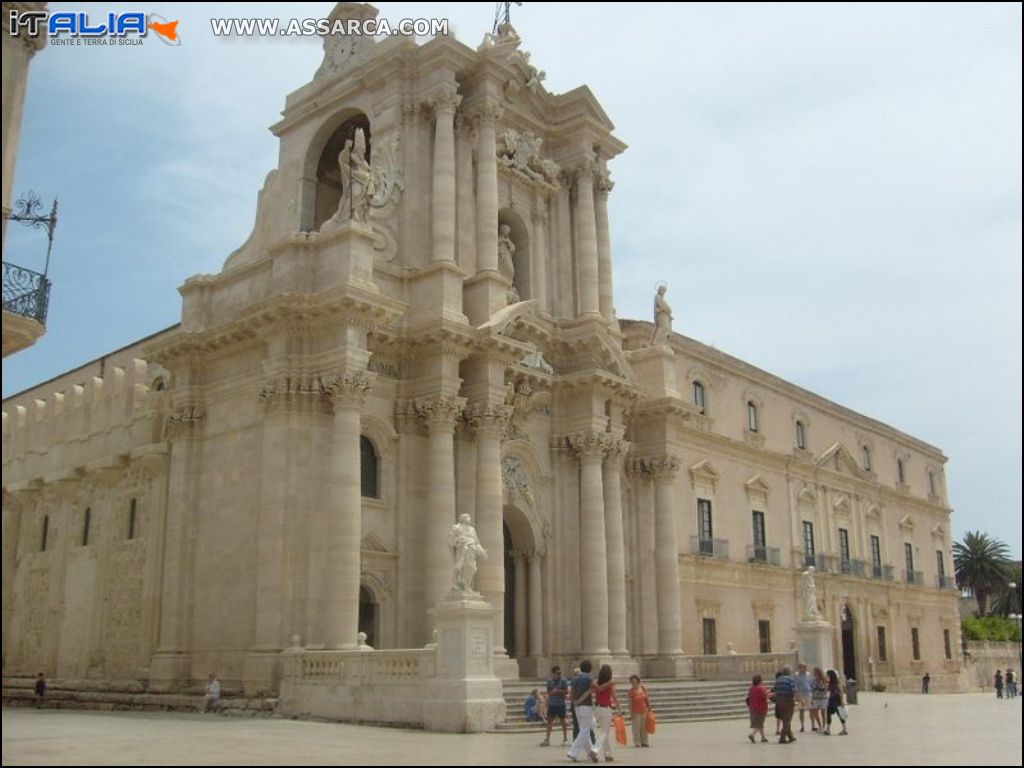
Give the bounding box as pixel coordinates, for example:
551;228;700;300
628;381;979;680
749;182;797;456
796;620;834;671
627;344;680;399
242;650;281;696
642;656;694;679
147;652;191;691
315;218;379;292
423;593;506;732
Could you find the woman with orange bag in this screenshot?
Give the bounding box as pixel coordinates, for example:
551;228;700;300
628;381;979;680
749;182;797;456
628;674;652;748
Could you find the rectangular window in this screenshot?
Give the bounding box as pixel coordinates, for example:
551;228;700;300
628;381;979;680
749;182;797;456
128;498;138;540
871;535;882;577
41;515;49;553
928;471;937;496
877;626;888;662
752;510;766;553
803;521;816;567
936;550;946;584
82;507;91;547
693;381;705;414
911;627;921;661
839;528;851;573
758;620;771;653
702;618;717;656
747;402;758;432
905;542;915;582
795;421;806;449
862;445;872;471
897;459;905;484
698;498;713;551
943;628;952;660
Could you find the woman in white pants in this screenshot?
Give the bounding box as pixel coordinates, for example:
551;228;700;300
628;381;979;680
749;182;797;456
593;664;618;761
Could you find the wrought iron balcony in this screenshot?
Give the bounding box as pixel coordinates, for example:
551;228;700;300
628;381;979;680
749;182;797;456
2;261;51;325
747;545;781;565
872;563;894;581
839;558;867;578
905;569;924;586
936;575;957;590
803;553;831;572
692;536;729;559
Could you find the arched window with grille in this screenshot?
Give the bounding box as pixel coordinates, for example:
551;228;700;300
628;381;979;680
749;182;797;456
692;381;706;414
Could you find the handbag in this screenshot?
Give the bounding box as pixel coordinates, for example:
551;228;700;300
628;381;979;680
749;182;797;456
645;709;657;734
837;704;849;721
613;712;627;745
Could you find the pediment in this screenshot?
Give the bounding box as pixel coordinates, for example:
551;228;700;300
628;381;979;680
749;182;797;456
744;474;771;499
689;459;721;490
360;531;391;554
832;494;852;517
797;485;818;505
816;442;863;478
898;515;915;532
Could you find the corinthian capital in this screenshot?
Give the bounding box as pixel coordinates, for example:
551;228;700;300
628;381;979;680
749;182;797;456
321;372;374;409
415;395;467;432
572;431;611;461
427;84;462;116
465;403;513;438
637;455;680;481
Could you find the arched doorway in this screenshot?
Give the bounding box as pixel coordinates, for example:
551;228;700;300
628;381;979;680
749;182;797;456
502;498;542;663
503;523;516;657
358;584;378;647
840;603;856;681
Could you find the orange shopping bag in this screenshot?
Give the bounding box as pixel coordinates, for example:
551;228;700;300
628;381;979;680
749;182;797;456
646;709;657;735
613;712;627;745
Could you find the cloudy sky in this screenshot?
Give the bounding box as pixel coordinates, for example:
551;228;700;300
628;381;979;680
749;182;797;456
4;3;1021;556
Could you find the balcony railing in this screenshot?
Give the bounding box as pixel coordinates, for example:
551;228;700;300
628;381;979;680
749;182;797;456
803;553;831;572
905;569;924;585
936;575;957;590
839;558;867;578
2;262;51;325
692;536;729;559
747;545;781;565
871;563;894;581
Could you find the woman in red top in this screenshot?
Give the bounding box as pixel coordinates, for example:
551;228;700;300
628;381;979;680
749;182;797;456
593;664;618;761
627;675;651;747
747;674;770;743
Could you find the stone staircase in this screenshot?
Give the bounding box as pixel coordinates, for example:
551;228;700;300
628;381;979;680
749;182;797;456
496;679;749;732
1;677;277;717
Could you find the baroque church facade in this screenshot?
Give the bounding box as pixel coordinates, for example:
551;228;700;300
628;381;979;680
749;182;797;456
2;4;963;694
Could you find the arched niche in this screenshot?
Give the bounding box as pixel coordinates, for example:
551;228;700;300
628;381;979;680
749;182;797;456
498;208;531;300
303;110;371;232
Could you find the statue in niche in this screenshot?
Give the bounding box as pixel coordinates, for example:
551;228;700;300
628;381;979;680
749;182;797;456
448;513;488;594
650;283;673;345
801;566;824;622
336;128;376;223
498;223;521;303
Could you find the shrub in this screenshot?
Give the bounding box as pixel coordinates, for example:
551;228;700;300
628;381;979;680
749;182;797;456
962;616;1022;642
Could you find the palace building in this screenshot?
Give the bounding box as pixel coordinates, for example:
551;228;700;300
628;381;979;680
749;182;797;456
2;3;963;698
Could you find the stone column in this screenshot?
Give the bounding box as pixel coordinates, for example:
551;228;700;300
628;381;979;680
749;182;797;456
647;457;683;656
575;432;610;655
322;372;372;649
574;162;600;317
475;101;502;273
417;396;466;614
594;166;615;321
467;404;512;653
528;548;544;656
514;549;528;657
430;85;461;264
532;194;549;311
603;439;629;656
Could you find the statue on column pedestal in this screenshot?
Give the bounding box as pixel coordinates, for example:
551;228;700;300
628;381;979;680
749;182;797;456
650;283;673;345
801;566;824;622
448;513;488;594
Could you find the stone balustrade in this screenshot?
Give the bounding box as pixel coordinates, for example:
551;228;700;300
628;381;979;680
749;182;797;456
690;652;798;680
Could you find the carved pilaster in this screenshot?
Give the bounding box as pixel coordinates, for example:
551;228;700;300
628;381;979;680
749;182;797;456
426;84;462;117
636;455;680;481
465;403;513;438
258;377;331;415
163;405;205;441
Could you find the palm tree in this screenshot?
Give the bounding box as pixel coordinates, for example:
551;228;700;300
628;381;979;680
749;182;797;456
990;565;1022;617
953;531;1012;616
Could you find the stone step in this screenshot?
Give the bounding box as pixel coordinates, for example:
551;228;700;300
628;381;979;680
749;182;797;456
1;685;277;716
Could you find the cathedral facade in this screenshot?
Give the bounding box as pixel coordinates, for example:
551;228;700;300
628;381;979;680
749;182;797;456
2;4;963;694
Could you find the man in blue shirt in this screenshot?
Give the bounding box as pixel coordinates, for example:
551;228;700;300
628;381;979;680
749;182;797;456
540;665;569;746
567;660;598;762
773;666;797;743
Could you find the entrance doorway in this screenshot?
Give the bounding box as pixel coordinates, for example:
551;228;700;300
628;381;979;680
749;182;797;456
840;603;856;681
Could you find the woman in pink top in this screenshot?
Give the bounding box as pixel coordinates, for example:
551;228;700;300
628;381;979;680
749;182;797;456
747;674;770;743
593;664;618;761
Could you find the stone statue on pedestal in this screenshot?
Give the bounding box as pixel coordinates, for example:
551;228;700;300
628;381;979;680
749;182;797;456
802;566;823;621
650;283;672;345
448;513;488;594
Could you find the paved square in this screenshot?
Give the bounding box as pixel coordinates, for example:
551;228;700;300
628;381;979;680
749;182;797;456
2;693;1020;765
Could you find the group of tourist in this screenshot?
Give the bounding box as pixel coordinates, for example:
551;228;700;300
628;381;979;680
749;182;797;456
747;663;848;744
994;669;1017;699
530;661;654;761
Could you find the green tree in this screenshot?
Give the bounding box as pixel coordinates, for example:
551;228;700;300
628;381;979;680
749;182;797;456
990;564;1022;617
953;531;1011;616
